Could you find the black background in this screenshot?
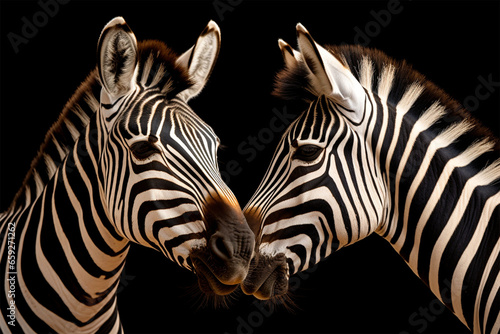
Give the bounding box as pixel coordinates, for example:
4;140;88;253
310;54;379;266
1;1;499;333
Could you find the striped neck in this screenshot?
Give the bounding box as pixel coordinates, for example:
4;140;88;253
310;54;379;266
365;71;500;330
0;113;129;333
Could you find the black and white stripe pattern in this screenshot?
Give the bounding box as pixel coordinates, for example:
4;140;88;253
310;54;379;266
242;24;499;333
0;18;253;333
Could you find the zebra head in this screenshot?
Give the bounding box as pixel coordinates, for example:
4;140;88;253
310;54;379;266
96;18;254;296
242;24;384;299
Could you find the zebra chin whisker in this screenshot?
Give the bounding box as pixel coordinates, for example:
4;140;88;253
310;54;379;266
161;274;239;310
189;283;241;310
267;290;300;314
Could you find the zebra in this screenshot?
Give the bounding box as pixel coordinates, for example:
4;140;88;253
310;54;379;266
241;23;500;333
0;17;254;333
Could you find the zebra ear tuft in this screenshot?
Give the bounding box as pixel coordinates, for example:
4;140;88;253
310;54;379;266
97;17;138;101
176;20;221;101
296;23;366;120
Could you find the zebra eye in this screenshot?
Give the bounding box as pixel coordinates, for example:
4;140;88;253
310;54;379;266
293;144;323;162
130;141;160;160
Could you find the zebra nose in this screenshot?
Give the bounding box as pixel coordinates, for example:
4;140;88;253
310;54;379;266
209;232;234;260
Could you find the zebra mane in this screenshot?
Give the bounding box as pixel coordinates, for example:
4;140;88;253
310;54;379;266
7;40;192;212
273;44;500;151
136;40;193;97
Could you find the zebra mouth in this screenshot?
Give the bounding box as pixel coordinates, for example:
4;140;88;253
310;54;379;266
191;257;239;296
241;253;289;300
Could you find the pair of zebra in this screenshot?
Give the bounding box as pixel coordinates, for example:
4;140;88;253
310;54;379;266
0;17;498;333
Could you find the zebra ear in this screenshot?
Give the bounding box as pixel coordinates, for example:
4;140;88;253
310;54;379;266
176;21;221;101
296;23;365;120
278;39;300;68
97;17;138;102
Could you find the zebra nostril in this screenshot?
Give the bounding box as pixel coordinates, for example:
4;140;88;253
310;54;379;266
209;233;234;261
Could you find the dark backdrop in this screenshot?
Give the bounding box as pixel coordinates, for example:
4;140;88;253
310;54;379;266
1;1;499;333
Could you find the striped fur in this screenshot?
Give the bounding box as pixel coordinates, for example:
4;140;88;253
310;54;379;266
242;26;500;333
0;18;254;333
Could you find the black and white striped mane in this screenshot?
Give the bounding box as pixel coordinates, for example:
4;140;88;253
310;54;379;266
274;44;500;151
7;41;193;212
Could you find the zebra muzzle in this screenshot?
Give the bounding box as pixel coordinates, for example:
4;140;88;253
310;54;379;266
189;198;255;295
192;257;240;295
